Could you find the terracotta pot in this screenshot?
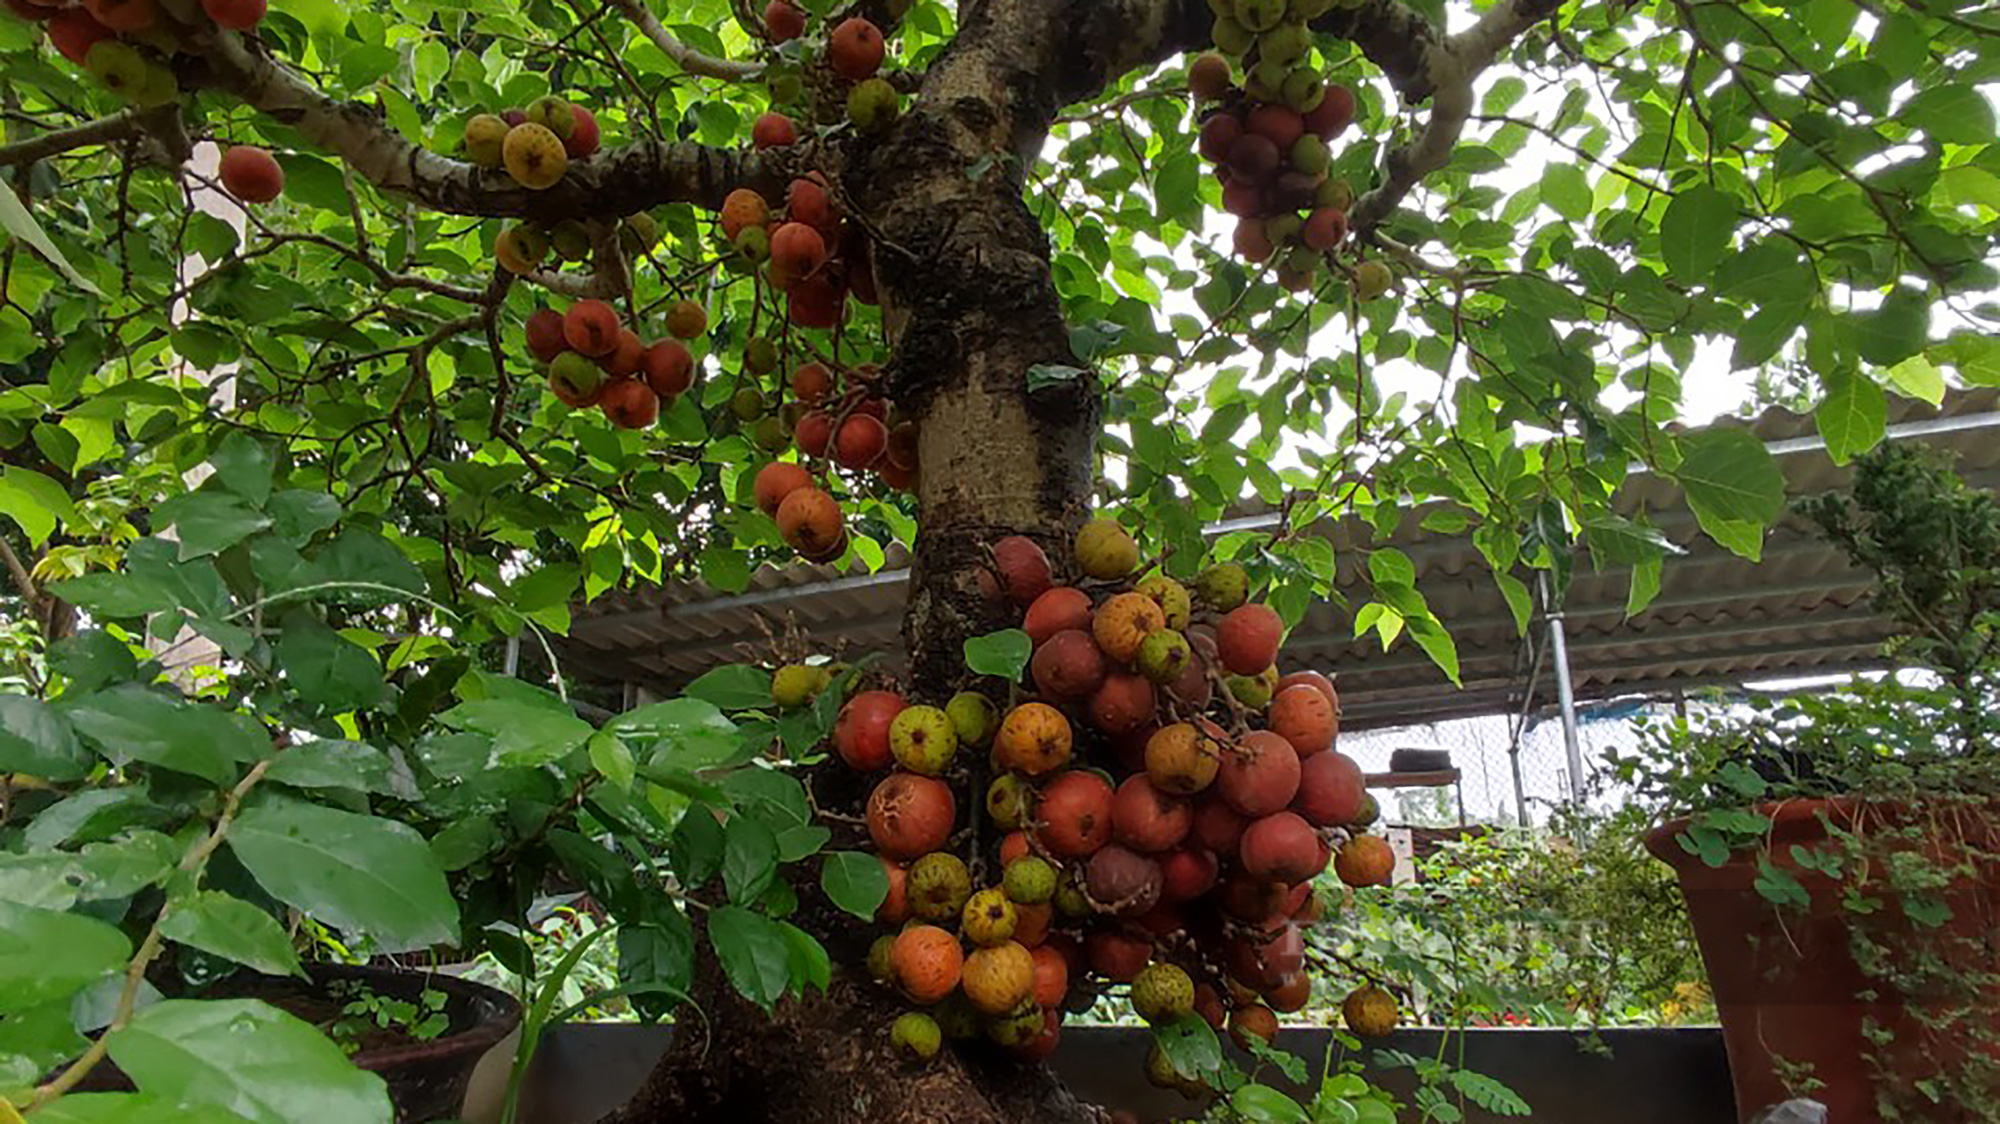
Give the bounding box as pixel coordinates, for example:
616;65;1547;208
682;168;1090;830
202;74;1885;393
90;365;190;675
1647;797;2000;1123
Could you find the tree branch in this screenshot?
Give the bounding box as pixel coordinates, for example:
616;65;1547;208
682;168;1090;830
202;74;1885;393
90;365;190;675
604;0;765;81
0;110;141;168
187;30;782;219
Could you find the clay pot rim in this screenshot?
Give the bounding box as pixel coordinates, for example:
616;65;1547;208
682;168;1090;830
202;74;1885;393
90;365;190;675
1643;795;1860;868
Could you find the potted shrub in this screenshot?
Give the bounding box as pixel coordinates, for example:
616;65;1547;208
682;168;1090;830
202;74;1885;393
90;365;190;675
1621;442;2000;1122
0;440;528;1123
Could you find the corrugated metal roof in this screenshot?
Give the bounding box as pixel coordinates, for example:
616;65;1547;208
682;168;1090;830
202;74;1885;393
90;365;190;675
560;391;2000;730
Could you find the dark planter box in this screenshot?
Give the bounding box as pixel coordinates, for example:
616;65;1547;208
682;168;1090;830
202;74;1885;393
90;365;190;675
518;1022;1733;1123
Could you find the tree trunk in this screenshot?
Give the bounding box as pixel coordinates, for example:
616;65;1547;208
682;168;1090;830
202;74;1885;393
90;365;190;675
600;6;1111;1122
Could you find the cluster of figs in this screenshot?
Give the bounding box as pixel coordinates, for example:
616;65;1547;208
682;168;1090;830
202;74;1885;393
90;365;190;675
773;515;1401;1093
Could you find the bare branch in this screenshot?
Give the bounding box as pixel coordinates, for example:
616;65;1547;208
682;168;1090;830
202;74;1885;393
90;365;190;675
0;110;139;168
187;30;781;220
604;0;765;81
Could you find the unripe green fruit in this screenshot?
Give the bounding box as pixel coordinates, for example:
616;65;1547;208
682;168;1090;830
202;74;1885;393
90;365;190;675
890;704;959;776
962;887;1018;946
1352;260;1395;300
847;77;900;132
768;72;804;106
985;1002;1045;1047
731;387;767;421
548;352;604;402
947;691;999;746
1316;176;1355;210
1136;573;1191;630
891;1011;942;1059
1132;962;1196;1024
1228;665;1279;708
1211;16;1255;56
771;663;822;709
734;226;771;263
745;337;779;375
1266;213;1303;246
1144;1041;1187;1089
133;62;179;109
1233;0;1286;32
1054;879;1091;918
1075;517;1139;580
1259;24;1309;67
909;852;973;922
1283;67;1327;113
1136;629;1194;684
867;934;897;982
528;95;577;139
1351;791;1381;827
551;219;593;263
1290;0;1334;16
935;993;982;1038
1243;71;1281;104
1195;561;1250;610
1291;134;1331;176
1252;55;1292;93
754;415;791;451
623;211;660;250
85;42;150;101
1002;855;1057;905
465;113;510;167
986;773;1033;829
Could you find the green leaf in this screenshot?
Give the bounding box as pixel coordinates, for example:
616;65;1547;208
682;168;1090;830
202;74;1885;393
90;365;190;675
1406;615;1461;687
22;787;158;848
63;686;264;787
153;491;271;560
275;610;387;714
1815;368;1886;465
617;910;695;1013
963;629;1032;679
0;1002;90;1100
1659;185;1737;284
28;1093;255;1124
670;806;726;888
1903;84;1995;145
1885;354;1943;405
107;999;391;1124
1538;163;1591;221
684;664;774;711
1674;427;1785;550
0;900;132;1015
1449;1069;1531;1116
588;729;636;790
264;740;405;796
1154;1014;1222;1079
1230;1084;1310;1123
438;698;592;767
228;799;459;952
1851;286;1929;367
819;851;888;920
1753;855;1810;910
0;694;89;781
706;905;792;1010
0;180;101;294
209;432;274;506
47;631;140;693
0;466;75;545
159;892;303;978
613;698;745;771
1627;554;1663;617
722;813;779;904
1025;364;1090;393
1494;572;1532;635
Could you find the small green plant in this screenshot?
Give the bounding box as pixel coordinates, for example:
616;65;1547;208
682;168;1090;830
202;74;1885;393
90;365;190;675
324;981;453;1054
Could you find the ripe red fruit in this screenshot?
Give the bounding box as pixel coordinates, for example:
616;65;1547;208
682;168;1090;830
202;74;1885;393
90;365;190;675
752;461;814;520
770;222;828;278
762;0;805;41
1221;179;1264;219
720;188;770;241
1030;629;1106;701
564;105;600;159
218;146;285;204
1303;207;1349;252
1088;673;1155;735
1159;847;1219;902
786;274;846;328
1227;923;1305;991
1269;683;1338;756
1191;796;1247;856
751;112;799;149
1111;775;1191;853
598;329;646;377
1227;133;1280;182
1234;219;1274;263
1218;730;1302;817
83;0;153;32
794;411;834;457
1219;873;1288;924
776;486;844;556
4;0;58;21
987;536;1053;607
850;396;888;420
598;380;659;429
1086;845;1163;915
1085;929;1152;982
1275;670;1338;708
1293;750;1365;827
1217;602;1284;675
1035;770;1114;859
883;422;918;471
1197;113;1243;164
866;771;955;859
834;414;889;470
524;308;567;363
834;689;905;770
827;17;885;81
562;300;621;358
502;109;528;128
787;175;837;231
1024;587;1093;646
1304;85;1357;140
1240;811;1324;885
642;340;694;398
1188;53;1232;101
789;361;835;404
1245;104;1304;149
199;0;263;31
